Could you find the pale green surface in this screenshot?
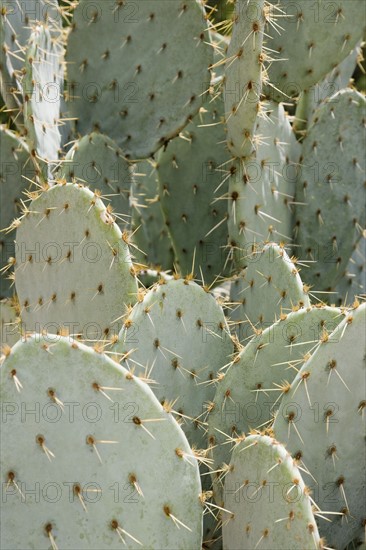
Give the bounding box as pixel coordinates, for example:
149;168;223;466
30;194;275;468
157;94;232;284
224;0;265;159
0;126;36;297
60;132;132;230
116;278;234;449
0;334;203;549
23;25;63;163
295;90;366;290
273;303;366;549
230;243;310;338
208;305;344;505
66;0;213;159
131;160;174;272
228;102;300;268
263;0;365;101
222;435;320;550
15;183;138;340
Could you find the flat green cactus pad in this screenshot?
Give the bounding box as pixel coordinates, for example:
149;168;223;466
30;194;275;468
224;0;265;159
22;24;63;165
0;334;203;549
115;278;234;450
294;90;366;290
263;0;365;102
230;243;310;339
157;94;232;285
60;132;132;230
66;0;213;159
208;305;344;505
0;126;36;298
222;435;321;550
273;303;366;548
14;183;137;340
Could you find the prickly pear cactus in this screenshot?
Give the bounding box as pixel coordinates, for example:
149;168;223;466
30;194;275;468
0;334;203;549
115;278;234;450
130;161;174;272
230;243;310;338
157;94;232;284
222;435;322;550
227;102;300;268
263;0;365;102
335;235;366;306
65;0;213;158
0;0;61;119
208;305;344;505
224;0;265;159
294;89;366;290
273;303;366;549
14;183;138;340
22;23;63;167
0;126;36;298
59;132;132;229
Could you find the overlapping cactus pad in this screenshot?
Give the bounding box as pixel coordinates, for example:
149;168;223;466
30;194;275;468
66;0;213;158
0;335;203;549
0;0;365;548
15;183;137;340
222;435;322;550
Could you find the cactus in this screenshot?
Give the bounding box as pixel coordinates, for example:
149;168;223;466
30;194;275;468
130;161;174;273
230;242;310;337
59;132;132;230
227;101;300;269
207;304;344;505
0;0;61;121
335;235;366;305
115;277;234;450
294;89;366;290
0;334;203;549
65;0;213;158
263;0;365;102
222;434;322;549
224;0;265;159
273;302;366;548
157;93;232;284
0;125;37;297
0;0;364;547
14;183;138;340
22;23;63;168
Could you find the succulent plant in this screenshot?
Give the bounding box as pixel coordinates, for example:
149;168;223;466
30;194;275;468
0;0;365;548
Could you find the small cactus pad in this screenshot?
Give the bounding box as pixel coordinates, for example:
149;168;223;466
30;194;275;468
263;0;366;102
66;0;213;159
0;126;36;298
230;243;310;339
59;132;132;229
224;0;265;159
222;435;321;550
157;94;232;284
207;305;343;505
130;160;174;273
294;89;366;290
115;278;234;449
228;102;300;267
14;183;137;340
0;334;203;549
273;303;366;548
